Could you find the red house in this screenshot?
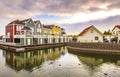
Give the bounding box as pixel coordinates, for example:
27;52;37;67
6;20;25;42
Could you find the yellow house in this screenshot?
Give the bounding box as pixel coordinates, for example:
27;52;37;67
52;25;61;36
42;24;61;36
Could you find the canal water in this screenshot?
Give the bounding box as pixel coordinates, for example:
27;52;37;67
0;46;120;77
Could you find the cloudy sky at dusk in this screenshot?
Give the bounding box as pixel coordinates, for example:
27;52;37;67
0;0;120;35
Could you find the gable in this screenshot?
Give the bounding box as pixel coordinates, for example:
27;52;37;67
112;25;120;31
83;28;102;37
78;26;103;36
35;21;42;28
26;19;35;27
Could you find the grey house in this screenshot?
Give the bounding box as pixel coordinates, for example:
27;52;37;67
20;18;36;35
34;20;43;35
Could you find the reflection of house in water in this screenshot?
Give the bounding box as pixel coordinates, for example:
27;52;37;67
78;54;120;67
3;47;65;71
78;56;103;68
69;51;120;68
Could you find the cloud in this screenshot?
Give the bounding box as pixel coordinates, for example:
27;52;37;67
0;0;120;24
61;15;120;35
108;2;120;9
0;17;10;35
0;0;119;14
0;0;120;35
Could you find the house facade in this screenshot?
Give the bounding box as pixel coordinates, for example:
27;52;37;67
5;20;25;42
52;25;61;36
112;25;120;43
5;18;71;45
43;25;52;35
42;25;61;36
77;25;103;43
34;20;43;35
20;18;36;35
61;28;66;36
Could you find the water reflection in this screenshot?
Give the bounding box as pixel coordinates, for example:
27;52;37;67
69;51;120;77
69;51;120;67
1;47;120;77
3;47;65;71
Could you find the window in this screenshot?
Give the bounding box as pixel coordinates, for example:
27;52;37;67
16;32;20;35
19;26;21;31
17;26;19;31
21;31;24;34
113;31;115;34
7;32;10;37
91;29;94;33
95;36;99;40
14;38;20;43
38;24;40;28
116;31;118;35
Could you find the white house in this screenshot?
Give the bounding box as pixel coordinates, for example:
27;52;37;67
112;25;120;43
77;25;103;43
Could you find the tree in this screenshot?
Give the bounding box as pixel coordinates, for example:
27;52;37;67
103;29;112;35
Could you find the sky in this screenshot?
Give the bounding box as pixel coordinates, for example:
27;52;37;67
0;0;120;35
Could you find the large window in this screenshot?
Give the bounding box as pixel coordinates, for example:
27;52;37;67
95;36;99;40
14;38;20;43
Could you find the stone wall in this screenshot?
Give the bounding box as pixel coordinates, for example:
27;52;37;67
67;42;120;50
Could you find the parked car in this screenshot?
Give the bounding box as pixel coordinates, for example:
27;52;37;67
111;37;118;43
103;38;109;43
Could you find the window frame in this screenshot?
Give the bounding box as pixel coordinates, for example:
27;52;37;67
95;36;99;40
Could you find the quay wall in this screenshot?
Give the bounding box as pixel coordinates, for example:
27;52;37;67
67;42;120;54
0;43;66;52
67;42;120;50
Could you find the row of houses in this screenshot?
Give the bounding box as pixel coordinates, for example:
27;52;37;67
2;18;72;45
77;25;120;43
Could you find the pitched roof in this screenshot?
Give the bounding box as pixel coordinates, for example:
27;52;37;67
21;26;31;30
78;25;103;36
8;18;31;25
43;25;52;29
78;26;91;36
34;20;41;24
20;18;31;22
8;19;24;25
112;25;120;31
61;32;66;34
